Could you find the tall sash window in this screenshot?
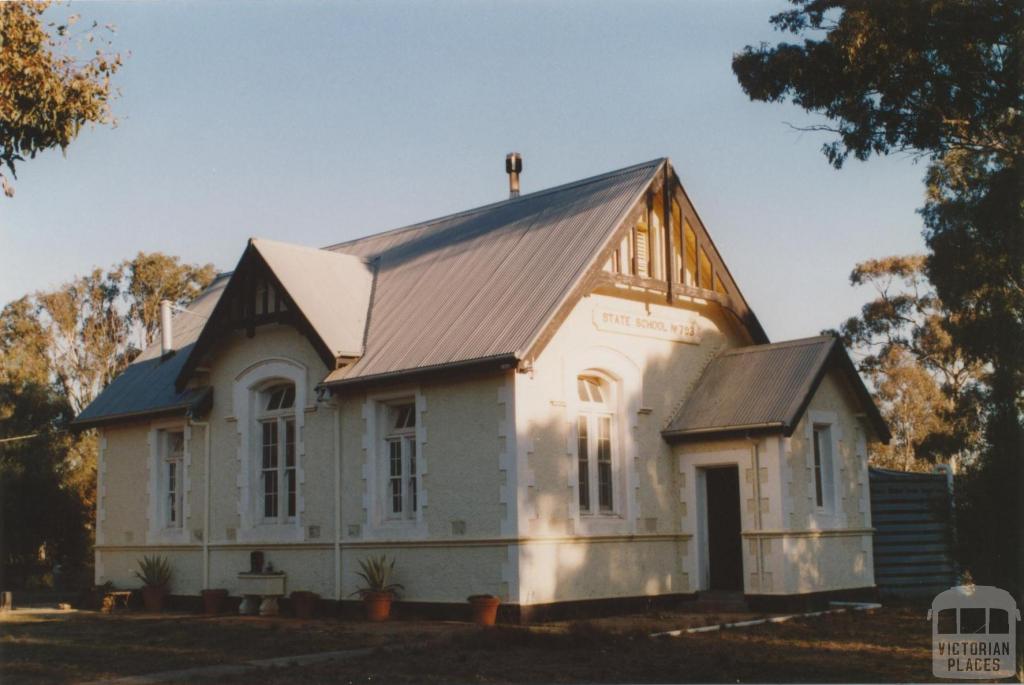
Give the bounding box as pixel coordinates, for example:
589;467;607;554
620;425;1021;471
385;403;417;520
576;375;616;514
162;429;184;528
258;383;296;521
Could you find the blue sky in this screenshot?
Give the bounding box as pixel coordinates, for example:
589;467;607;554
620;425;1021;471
0;0;928;342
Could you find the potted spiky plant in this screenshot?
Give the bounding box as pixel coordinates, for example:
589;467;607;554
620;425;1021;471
133;555;172;612
352;555;402;621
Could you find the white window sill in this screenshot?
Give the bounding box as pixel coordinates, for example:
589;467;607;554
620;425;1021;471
808;510;847;530
146;527;190;545
365;519;428;540
575;513;630;536
236;523;305;544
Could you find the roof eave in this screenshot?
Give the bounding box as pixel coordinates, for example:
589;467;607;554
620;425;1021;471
661;422;789;443
322;353;520;390
71;387;213;432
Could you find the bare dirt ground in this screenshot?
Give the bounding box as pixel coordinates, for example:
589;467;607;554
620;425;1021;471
0;610;473;684
0;604;936;684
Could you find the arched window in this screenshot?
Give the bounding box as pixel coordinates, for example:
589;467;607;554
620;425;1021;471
257;382;296;521
577;375;615;514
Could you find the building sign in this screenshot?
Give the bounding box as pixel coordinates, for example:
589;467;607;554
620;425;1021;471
930;585;1019;679
593;307;701;344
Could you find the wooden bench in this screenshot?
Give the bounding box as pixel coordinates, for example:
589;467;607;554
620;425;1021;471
102;591;132;613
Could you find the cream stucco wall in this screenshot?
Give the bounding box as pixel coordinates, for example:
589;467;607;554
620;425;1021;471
673;369;875;597
777;368;875;594
96;292;875;607
96;324;510;603
514;291;746;604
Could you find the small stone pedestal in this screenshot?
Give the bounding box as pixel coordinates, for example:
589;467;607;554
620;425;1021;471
236;572;286;617
238;595;260;615
258;596;280;616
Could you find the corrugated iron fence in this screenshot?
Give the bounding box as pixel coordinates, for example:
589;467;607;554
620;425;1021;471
869;467;956;597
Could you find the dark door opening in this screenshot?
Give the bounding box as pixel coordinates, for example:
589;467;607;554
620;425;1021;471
705;466;743;592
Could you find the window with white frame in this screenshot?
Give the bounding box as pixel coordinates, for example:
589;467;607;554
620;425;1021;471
576;375;615;514
383;402;417;520
160;429;184;528
812;424;835;511
257;382;297;521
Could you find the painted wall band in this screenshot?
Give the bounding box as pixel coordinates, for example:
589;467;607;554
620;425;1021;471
95;531;694;554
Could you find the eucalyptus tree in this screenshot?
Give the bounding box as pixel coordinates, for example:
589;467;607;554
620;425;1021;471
0;1;122;197
733;0;1022;594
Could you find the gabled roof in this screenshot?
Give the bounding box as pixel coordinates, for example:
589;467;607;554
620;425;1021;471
72;274;229;430
173;238;374;391
662;336;890;443
323;159;668;384
76;158;773;427
245;238;374;359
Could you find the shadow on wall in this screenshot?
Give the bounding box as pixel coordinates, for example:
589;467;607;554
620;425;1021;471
515;346;707;609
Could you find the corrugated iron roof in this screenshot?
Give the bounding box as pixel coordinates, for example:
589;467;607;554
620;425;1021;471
323;158;665;384
663;336;890;442
76;158;787;428
72;274;229;429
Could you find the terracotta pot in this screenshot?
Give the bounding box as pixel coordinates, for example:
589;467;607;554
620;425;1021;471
468;594;501;626
291;591;319;619
201;589;228;615
363;591;393;622
141;586;166;612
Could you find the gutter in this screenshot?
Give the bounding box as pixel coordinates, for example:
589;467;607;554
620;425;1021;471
333;401;342;600
72;388;213;432
187;413;212;590
322;354;519;389
748;435;766;593
662;421;788;443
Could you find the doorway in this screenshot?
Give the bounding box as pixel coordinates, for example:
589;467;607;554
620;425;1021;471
704;466;743;591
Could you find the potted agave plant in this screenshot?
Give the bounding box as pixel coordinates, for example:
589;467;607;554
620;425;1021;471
352;555;402;622
133;555;172;612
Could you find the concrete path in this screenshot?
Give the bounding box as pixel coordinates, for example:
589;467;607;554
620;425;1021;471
650;601;883;638
81;647;375;684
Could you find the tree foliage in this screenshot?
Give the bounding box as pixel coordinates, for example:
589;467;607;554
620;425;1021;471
732;0;1021;168
835;255;985;471
0;253;214;588
0;1;123;197
125;253;217;351
734;0;1022;593
29;255;215;415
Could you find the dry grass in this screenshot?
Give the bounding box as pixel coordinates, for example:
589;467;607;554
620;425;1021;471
0;610;471;684
211;606;936;684
0;605;936;684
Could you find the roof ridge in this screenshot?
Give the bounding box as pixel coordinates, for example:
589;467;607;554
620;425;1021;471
322;158;666;252
719;335;835;356
251;237;374;265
